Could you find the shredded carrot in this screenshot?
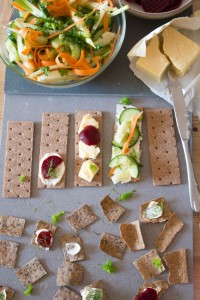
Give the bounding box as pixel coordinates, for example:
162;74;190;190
103;12;109;32
108;0;114;7
108;167;116;177
73;57;100;76
23;12;31;21
12;2;25;11
15;60;33;75
29;18;37;25
41;61;56;67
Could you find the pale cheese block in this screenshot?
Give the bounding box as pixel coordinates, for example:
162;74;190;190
136;35;170;81
162;26;200;77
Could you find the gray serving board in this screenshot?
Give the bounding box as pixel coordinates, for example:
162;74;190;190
0;94;193;300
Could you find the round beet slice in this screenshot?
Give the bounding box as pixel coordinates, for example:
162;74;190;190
41;155;63;179
141;0;170;12
166;0;182;10
135;288;158;300
79;125;100;146
36;230;53;248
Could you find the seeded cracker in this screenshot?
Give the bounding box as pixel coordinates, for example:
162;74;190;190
53;287;81;300
74;111;102;187
85;280;110;300
133;249;165;281
0;286;15;300
66;204;98;231
146;109;181;185
0;239;19;268
16;258;47;288
140;197;172;223
154;213;184;252
61;234;85;262
120;221;145;251
134;280;169;299
38;112;69;189
163;249;189;284
99;232;126;259
3;121;34;198
100;195;126;223
0;216;25;237
31;220;57;249
56;261;84;286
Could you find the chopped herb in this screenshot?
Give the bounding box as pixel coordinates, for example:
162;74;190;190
41;66;50;76
23;284;33;297
89;163;98;172
0;290;6;300
18;175;26;183
59;68;68;77
51;211;65;224
119;97;132;105
102;259;117;273
119;190;135;201
47;159;57;178
152;258;163;270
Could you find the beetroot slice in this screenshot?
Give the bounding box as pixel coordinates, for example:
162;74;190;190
135;288;158;300
41;155;63;179
141;0;170;12
37;230;53;248
166;0;182;10
79;125;100;146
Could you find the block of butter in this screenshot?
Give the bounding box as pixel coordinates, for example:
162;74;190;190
162;26;200;77
136;35;170;81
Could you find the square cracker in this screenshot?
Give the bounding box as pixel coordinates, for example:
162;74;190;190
38;112;69;189
3;121;34;198
56;261;84;286
99;232;126;259
31;220;57;249
61;234;85;262
85;280;109;300
146;109;181;185
66;204;98;231
74;111;102;187
140;197;172;223
163;249;189;284
16;258;47;287
53;287;81;300
0;286;15;300
154;213;184;252
0;239;19;268
134;280;169;299
120;220;145;251
0;216;25;237
100;195;126;223
133;249;165;281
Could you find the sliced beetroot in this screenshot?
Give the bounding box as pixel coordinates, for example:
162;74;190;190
141;0;170;12
79;125;100;146
135;288;158;300
166;0;182;10
37;230;53;248
41;155;63;179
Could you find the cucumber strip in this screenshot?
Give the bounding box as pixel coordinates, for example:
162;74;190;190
112;126;140;149
119;108;142;124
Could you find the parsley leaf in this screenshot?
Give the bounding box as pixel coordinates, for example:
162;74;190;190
23;284;33;297
119;97;132;105
51;211;65;224
41;66;50;76
47;159;57;178
18;175;26;183
152;258;163;270
118;190;135;201
102;259;117;273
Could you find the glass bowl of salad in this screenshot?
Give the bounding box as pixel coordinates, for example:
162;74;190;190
0;0;127;88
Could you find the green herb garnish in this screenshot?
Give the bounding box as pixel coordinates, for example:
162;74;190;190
23;284;33;297
102;259;117;273
119;97;132;105
0;290;6;300
118;190;135;201
47;159;57;178
89;163;98;172
152;258;163;270
18;175;26;183
41;66;50;76
59;69;68;77
51;211;65;224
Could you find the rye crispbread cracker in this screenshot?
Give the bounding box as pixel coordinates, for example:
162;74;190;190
100;195;126;223
31;220;57;249
163;249;189;284
120;220;145;251
56;261;84;286
140;197;172;223
0;239;19;268
0;286;15;300
133;249;165;281
99;232;126;259
84;280;109;300
134;280;169;299
146;109;181;185
16;258;47;287
0;216;25;237
53;287;81;300
154;213;184;252
38;112;69;189
3;121;34;198
74;111;102;187
66;204;98;231
61;234;85;262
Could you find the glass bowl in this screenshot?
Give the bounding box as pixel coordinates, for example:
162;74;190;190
0;0;126;88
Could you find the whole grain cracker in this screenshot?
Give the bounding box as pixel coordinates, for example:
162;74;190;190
0;239;19;268
140;197;172;223
31;220;57;249
61;234;85;262
66;204;98;231
120;220;145;251
100;195;126;223
38;112;69;188
53;287;81;300
74;111;102;187
3;121;34;198
154;213;184;252
16;258;47;288
146;109;181;185
85;280;109;300
133;249;165;281
99;232;126;259
0;286;15;300
134;280;169;299
163;248;189;284
0;216;25;237
56;261;84;286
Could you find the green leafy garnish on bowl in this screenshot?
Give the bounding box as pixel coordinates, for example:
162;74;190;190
51;211;65;224
23;284;33;297
119;97;132;105
119;190;135;201
152;258;163;270
18;175;26;183
101;259;117;273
